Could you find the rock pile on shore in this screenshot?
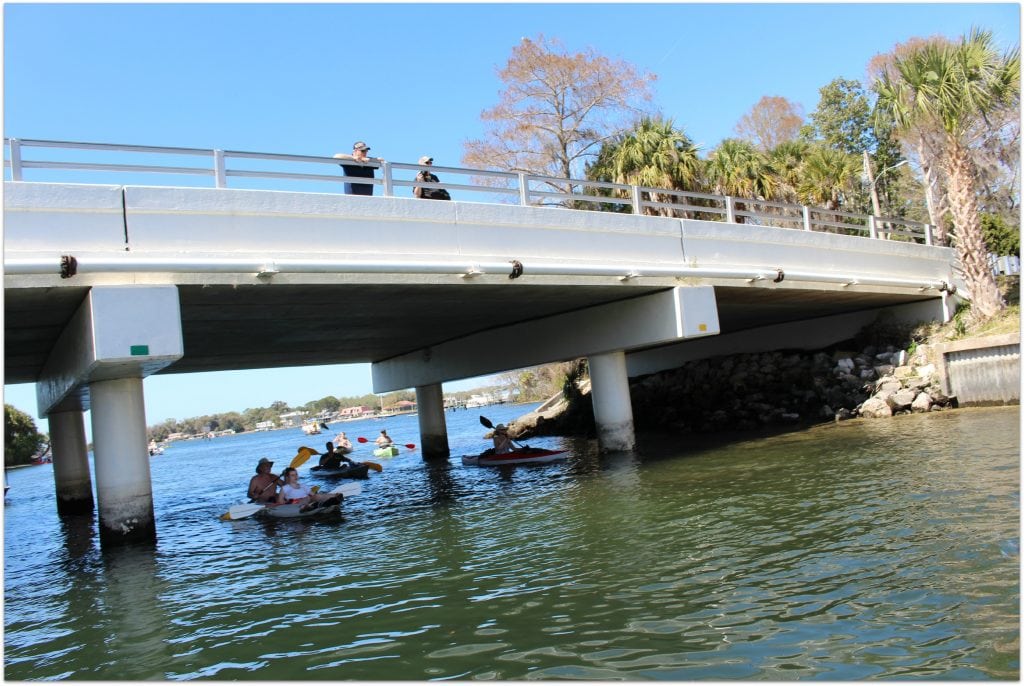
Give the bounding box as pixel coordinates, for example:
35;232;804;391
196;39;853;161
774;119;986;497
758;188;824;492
514;342;957;439
632;344;956;434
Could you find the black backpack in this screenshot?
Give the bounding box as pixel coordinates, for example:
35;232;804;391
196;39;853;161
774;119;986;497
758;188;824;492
419;172;451;201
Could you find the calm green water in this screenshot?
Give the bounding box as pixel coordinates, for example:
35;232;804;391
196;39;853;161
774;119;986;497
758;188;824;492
4;405;1019;680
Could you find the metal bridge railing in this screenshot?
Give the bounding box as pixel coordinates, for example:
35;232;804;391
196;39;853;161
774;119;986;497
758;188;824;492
4;137;936;245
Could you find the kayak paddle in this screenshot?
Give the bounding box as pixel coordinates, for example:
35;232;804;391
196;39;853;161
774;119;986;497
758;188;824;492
291;446;319;470
357;436;416;449
221;482;362;521
479;415;526;449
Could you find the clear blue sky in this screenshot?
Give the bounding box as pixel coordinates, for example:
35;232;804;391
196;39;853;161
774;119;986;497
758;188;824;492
3;2;1019;434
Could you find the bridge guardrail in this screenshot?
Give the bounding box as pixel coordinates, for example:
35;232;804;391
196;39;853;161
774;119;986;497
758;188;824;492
5;137;935;245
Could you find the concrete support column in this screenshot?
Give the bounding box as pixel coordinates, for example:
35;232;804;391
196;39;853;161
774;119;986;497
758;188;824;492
90;377;156;545
588;351;636;452
415;383;450;460
49;410;95;515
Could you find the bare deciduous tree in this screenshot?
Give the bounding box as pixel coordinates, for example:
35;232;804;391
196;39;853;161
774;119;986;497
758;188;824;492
462;34;655;203
734;95;805;151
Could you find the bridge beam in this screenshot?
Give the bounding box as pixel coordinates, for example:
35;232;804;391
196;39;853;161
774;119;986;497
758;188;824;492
36;285;184;415
415;383;450;460
49;410;94;515
372;286;720;392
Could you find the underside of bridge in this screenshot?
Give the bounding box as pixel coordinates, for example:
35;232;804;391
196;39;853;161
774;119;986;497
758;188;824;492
4;279;940;385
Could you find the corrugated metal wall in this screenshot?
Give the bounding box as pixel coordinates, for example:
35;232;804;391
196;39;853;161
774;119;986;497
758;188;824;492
946;344;1020;405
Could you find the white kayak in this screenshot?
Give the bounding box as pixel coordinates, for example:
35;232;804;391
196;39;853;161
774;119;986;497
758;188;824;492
221;482;361;521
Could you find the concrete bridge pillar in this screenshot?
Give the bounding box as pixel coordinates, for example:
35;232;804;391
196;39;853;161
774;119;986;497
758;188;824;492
90;377;156;545
49;410;94;515
415;383;450;459
587;350;636;452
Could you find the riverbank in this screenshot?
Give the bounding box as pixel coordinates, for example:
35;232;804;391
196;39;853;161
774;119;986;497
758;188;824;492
510;296;1020;441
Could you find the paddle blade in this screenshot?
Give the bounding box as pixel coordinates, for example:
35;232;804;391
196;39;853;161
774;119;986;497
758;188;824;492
363;461;383;472
224;503;266;520
328;482;363;497
357;436;370;443
404;443;416;450
290;446;318;470
479;415;494;429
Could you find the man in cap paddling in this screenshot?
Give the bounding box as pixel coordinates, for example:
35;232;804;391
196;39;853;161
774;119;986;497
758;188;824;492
248;457;283;503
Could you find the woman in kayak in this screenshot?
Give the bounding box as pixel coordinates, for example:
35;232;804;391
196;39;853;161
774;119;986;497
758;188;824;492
492;424;514;455
277;467;341;510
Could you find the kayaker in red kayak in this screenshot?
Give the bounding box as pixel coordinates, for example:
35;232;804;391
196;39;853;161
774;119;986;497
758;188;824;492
492;424;514;454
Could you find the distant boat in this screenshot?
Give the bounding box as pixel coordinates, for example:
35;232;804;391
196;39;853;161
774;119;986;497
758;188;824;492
301;420;322;435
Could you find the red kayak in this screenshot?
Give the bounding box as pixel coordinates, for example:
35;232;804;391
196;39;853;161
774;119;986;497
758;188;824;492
461;447;567;466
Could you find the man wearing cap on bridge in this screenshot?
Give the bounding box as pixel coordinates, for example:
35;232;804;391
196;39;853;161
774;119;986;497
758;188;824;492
333;141;385;196
413;156;451;200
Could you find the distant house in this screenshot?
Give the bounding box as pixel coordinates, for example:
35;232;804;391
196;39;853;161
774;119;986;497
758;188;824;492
279;410;305;427
382;400;417;416
339;406;372;419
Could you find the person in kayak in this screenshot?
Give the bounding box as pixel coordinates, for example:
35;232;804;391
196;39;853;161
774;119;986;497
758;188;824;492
248;457;283;504
277;468;341;511
375;430;394;448
333;432;355;454
319;441;358;470
492;424;514;455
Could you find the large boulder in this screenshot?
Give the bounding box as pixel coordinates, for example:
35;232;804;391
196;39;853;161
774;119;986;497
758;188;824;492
860;397;893;418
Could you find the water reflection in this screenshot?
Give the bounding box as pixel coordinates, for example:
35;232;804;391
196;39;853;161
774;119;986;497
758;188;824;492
422;459;458;506
94;545;173;679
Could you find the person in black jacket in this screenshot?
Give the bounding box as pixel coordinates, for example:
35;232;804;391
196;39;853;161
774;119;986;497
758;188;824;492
334;141;384;195
413;156;451;200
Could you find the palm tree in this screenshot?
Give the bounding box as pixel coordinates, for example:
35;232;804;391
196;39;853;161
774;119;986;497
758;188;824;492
874;28;1020;320
767;139;810;203
796;146;858;211
705;139;777;223
587;117;702;216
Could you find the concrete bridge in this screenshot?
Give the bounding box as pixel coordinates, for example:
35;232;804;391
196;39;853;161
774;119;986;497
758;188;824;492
4;138;961;544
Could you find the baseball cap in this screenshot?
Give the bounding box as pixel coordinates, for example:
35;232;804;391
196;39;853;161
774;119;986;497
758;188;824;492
257;457;273;466
419;156;433;165
353;141;370;152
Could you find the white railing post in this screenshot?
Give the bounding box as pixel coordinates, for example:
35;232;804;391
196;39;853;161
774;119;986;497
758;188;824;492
868;215;878;240
802;205;811;231
518;173;529;206
631;185;642;215
924;223;934;246
213;149;226;188
9;138;22;181
725;196;735;223
381;161;393;197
